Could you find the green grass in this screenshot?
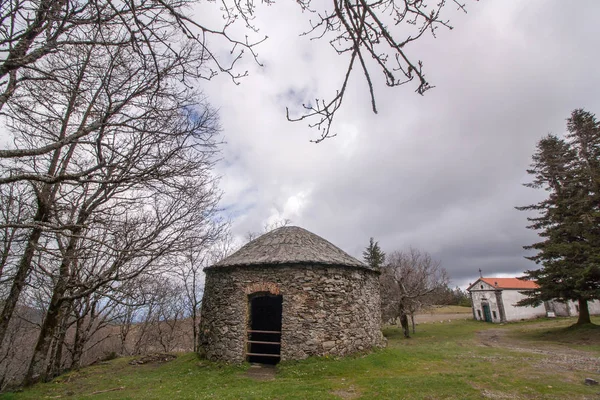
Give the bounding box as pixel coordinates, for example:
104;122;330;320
421;305;473;314
507;316;600;352
3;318;600;399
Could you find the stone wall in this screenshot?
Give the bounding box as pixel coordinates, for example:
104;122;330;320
199;264;384;363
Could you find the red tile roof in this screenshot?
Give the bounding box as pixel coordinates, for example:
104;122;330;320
480;277;539;290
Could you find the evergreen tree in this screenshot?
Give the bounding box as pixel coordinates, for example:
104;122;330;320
363;237;386;269
518;109;600;325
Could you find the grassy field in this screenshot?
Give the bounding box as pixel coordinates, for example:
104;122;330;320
3;317;599;399
420;305;473;314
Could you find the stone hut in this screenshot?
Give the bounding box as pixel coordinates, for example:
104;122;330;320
199;226;384;364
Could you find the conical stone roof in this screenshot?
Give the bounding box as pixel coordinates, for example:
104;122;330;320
208;226;369;270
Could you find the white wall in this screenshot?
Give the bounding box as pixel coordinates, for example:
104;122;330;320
549;299;600;317
550;300;572;317
501;289;546;321
588;300;600;315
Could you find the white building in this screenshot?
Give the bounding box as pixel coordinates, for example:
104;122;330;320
467;277;600;323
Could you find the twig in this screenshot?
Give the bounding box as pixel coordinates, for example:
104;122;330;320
90;386;125;395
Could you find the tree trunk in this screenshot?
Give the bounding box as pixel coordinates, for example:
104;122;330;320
0;142;66;347
400;313;410;338
24;291;66;385
47;302;71;379
24;240;77;384
192;306;198;353
24;203;85;385
576;298;591;325
46;336;61;379
71;336;85;370
71;312;86;370
119;327;129;356
0;224;43;346
410;313;416;334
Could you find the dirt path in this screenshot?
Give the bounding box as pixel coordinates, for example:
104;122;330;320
245;364;277;381
476;328;600;374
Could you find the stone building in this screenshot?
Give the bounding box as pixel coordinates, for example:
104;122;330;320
468;277;600;323
199;226;384;364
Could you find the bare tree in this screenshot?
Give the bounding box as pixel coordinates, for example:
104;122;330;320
246;218;292;243
380;248;448;337
0;32;223;383
25;173;222;383
0;0;261;115
286;0;470;141
128;276;177;356
0;13;227;383
59;284;127;372
0;182;33;292
166;219;233;353
173;250;207;353
209;227;236;264
0;308;41;390
111;278;152;357
153;280;187;353
1;0;472;150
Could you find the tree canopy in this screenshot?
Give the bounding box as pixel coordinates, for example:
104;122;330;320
363;237;386;269
517;109;600;325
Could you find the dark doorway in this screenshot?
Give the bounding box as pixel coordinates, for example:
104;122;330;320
482;303;492;322
247;294;282;364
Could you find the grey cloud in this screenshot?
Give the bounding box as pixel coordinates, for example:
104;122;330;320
201;0;600;287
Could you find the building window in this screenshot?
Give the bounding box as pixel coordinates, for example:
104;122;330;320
477;310;482;319
492;311;497;319
575;305;579;312
480;285;484;289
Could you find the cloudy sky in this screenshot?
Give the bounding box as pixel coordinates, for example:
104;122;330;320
198;0;600;287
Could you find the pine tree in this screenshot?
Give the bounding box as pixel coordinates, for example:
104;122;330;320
363;237;386;269
518;109;600;324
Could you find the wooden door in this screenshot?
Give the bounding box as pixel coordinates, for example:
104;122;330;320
482;304;492;322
